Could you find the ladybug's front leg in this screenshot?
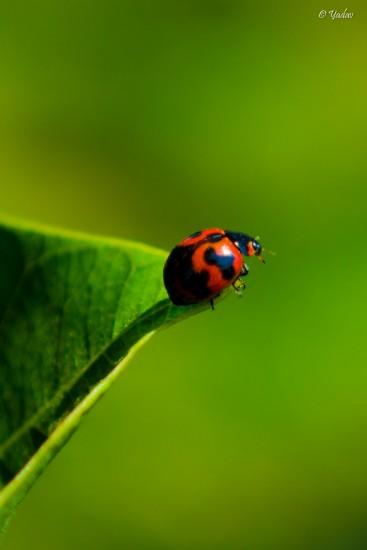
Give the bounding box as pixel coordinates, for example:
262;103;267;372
241;262;249;277
233;263;249;296
209;293;222;310
232;278;245;295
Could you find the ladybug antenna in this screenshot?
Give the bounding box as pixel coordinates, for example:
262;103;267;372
262;247;276;256
252;236;266;262
258;246;276;264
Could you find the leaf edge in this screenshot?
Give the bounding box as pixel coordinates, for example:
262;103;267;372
0;331;154;534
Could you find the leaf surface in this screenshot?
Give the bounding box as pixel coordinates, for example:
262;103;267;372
0;219;201;530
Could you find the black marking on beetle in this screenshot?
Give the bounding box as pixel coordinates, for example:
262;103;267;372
221;265;235;280
206;233;224;243
184;269;211;300
164;245;211;305
204;246;235;280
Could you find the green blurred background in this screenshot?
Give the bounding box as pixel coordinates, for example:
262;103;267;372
1;1;367;549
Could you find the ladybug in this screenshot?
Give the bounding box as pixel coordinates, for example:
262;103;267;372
163;228;264;309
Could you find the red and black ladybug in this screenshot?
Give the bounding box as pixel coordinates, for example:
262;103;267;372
163;228;265;308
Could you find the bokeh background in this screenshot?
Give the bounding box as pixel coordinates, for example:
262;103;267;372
1;1;367;549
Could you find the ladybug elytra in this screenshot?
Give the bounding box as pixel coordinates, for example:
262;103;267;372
163;228;265;309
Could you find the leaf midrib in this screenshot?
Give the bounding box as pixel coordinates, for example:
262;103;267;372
0;296;171;460
0;231;168;461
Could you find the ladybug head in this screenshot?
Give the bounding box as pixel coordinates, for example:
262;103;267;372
225;231;265;263
247;238;263;258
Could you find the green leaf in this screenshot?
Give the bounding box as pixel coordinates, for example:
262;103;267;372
0;218;203;532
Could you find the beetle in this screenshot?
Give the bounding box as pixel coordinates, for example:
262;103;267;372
163;228;264;309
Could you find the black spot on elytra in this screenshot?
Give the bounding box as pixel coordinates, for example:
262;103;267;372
221;266;235;280
188;230;202;238
204;246;235;280
164;245;211;305
206;233;224;243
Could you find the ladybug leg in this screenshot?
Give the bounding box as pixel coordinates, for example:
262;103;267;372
233;262;249;296
241;262;249;276
232;278;245;296
209;294;221;310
